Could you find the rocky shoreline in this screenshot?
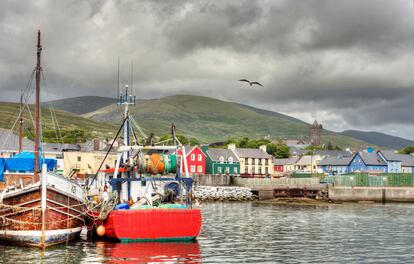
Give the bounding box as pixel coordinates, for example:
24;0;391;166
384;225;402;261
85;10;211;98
193;186;255;201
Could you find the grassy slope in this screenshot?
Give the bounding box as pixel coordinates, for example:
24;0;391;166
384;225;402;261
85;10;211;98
340;130;414;149
0;102;117;138
84;95;369;148
43;96;116;115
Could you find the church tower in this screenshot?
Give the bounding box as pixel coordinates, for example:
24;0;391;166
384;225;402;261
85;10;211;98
309;120;322;146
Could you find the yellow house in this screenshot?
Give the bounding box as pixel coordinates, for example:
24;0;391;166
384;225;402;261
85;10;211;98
63;151;118;177
228;144;274;176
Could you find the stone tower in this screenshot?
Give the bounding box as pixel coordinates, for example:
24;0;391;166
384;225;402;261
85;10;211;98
309;120;322;146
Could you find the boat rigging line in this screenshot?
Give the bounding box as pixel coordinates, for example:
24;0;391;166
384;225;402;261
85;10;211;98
88;116;128;187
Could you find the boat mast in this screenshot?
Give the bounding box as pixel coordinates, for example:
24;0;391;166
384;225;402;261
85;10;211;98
120;85;135;199
19;94;23;153
34;30;42;182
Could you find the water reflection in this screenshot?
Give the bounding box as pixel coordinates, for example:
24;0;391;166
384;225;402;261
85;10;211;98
2;203;414;263
97;241;201;263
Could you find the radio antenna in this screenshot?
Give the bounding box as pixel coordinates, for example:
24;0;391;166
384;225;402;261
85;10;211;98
130;61;134;93
117;56;120;99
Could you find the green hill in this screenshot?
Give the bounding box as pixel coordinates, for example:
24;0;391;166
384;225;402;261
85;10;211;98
340;130;414;150
43;96;116;115
83;95;369;148
0;102;117;140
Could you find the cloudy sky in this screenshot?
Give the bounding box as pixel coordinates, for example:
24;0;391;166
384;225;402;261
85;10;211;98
1;0;414;139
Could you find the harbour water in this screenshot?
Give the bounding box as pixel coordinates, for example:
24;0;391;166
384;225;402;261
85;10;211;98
1;202;414;263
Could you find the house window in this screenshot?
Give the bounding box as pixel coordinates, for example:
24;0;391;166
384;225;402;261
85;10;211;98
228;156;233;164
198;154;202;161
245;166;248;173
197;166;202;173
190;165;196;173
233;167;238;174
217;167;222;174
191;154;195;161
77;156;81;162
225;167;230;174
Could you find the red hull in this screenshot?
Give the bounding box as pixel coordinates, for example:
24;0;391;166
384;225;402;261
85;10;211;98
103;208;202;242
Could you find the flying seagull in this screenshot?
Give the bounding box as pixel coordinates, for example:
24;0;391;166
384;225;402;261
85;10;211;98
238;79;264;87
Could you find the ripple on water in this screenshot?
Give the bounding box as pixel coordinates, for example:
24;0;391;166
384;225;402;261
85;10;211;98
1;202;414;263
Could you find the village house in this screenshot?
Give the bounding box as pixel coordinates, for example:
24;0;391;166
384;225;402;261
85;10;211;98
321;151;387;174
228;144;273;176
319;154;355;175
62;140;119;178
273;156;299;174
0;129;65;174
203;146;240;175
348;151;388;173
177;145;206;175
282;139;309;149
377;150;414;174
294;154;324;173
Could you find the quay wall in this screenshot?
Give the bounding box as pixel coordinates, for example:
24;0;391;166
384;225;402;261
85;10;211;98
329;187;414;202
191;174;231;186
233;177;320;188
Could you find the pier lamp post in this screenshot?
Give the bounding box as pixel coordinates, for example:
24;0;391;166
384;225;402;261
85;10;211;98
350;176;354;187
383;177;387;187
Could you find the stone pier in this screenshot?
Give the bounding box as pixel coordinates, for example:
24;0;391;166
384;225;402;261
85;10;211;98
329;187;414;202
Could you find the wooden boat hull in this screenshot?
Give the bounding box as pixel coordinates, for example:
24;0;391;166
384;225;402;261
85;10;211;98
0;173;85;248
103;208;202;242
0;227;81;247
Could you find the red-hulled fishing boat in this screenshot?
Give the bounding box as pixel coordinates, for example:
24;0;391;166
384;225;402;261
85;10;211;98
86;85;201;242
0;31;85;248
104;208;201;242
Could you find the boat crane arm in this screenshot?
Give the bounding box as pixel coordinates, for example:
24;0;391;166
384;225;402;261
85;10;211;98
118;145;177;152
113;153;123;179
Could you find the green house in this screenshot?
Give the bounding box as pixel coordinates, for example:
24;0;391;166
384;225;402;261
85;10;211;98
203;147;240;175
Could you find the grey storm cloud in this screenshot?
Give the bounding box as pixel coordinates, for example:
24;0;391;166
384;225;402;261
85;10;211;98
1;0;414;139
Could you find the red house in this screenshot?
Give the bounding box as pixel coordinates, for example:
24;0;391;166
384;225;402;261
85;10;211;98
177;146;206;175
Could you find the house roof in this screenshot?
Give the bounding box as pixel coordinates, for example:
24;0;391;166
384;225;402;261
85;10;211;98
313;150;353;157
180;145;206;158
43;142;81;152
319;155;355;166
272;156;299;165
290;147;308;156
234;148;271;159
379;150;414;167
0;129;64;153
358;152;387;166
207;148;239;162
283;139;309;146
0;128;35;152
295;155;323;165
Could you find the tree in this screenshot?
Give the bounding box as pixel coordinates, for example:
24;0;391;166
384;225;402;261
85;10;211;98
189;137;200;146
238;137;250;148
39;129;89;144
224;138;237;145
267;143;290;158
399;146;414;155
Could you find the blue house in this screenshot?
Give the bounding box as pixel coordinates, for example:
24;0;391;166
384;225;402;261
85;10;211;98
348;152;387;173
320;151;389;175
319;155;355;175
378;150;414;175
